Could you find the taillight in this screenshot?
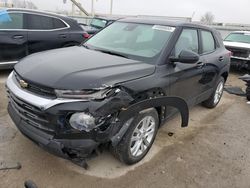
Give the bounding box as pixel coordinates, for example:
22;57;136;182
83;33;90;39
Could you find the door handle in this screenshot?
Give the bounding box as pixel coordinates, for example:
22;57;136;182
219;56;224;62
196;61;204;68
12;35;24;39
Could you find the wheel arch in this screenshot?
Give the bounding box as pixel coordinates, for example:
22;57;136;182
221;71;229;82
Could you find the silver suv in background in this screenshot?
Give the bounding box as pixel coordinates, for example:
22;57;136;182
224;31;250;71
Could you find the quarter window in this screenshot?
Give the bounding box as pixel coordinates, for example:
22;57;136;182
27;14;67;30
201;30;216;54
0;12;23;29
174;29;199;57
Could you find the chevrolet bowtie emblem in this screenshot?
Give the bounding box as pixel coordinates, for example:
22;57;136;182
19;80;28;88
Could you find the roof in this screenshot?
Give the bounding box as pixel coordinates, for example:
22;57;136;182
118;17;214;30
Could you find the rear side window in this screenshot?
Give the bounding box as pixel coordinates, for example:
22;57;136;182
27;14;67;30
53;18;67;29
174;29;199;57
0;12;23;29
201;30;216;54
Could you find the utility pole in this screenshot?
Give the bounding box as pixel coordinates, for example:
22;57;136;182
67;0;89;16
91;0;94;16
110;0;113;15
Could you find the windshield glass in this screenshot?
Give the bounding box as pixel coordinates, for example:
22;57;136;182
85;22;175;61
224;33;250;44
90;18;107;29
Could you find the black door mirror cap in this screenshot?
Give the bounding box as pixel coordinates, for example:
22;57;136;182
170;50;200;64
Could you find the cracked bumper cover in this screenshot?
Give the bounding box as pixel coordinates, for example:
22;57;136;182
8;104;98;159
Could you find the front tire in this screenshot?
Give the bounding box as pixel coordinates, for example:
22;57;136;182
202;77;225;108
111;108;159;165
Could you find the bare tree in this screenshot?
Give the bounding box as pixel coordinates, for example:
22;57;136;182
200;12;215;25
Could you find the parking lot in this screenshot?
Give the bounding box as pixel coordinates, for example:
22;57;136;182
0;70;249;187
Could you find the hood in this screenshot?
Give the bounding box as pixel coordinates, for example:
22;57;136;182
223;41;250;49
15;46;155;90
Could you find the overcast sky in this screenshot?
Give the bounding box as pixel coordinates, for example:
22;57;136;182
31;0;250;24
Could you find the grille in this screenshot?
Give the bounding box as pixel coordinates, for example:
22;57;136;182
7;90;55;133
14;72;56;98
226;47;249;58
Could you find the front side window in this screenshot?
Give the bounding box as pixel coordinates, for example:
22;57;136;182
85;22;175;61
0;11;23;29
224;33;250;44
174;29;199;57
201;30;216;54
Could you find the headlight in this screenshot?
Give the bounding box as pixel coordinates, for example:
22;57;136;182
69;112;96;132
55;89;110;99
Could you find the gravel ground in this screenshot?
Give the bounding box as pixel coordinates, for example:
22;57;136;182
0;70;250;188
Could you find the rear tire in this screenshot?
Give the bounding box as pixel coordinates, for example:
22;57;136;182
202;77;225;108
111;108;159;165
246;86;250;101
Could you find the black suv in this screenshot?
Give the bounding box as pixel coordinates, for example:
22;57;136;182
0;8;88;70
6;18;230;166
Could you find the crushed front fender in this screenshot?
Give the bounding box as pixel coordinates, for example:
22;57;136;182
111;96;189;146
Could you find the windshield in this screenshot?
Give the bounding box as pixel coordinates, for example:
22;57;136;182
224;33;250;44
90;18;107;29
85;22;175;61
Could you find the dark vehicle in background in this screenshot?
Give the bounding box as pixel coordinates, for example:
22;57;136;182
0;8;88;70
224;31;250;71
81;16;121;35
6;18;230;166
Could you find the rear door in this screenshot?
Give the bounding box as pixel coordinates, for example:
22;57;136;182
199;29;225;94
0;11;28;62
26;13;69;54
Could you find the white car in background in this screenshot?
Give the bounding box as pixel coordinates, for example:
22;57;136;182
224;31;250;71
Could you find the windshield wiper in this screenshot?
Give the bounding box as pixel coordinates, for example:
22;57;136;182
96;49;129;59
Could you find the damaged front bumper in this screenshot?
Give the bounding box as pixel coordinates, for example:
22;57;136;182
8;104;98;160
6;72;189;167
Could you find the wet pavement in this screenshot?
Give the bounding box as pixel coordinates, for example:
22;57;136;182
0;70;250;188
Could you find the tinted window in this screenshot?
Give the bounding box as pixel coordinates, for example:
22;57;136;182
27;14;66;30
53;18;66;29
174;29;198;56
0;12;23;29
201;30;216;53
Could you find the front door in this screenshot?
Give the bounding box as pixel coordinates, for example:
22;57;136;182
168;28;205;105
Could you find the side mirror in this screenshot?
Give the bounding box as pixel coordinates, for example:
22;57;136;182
170;50;200;64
